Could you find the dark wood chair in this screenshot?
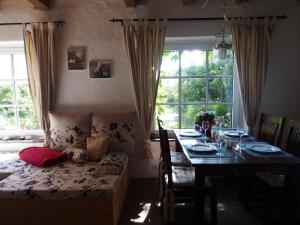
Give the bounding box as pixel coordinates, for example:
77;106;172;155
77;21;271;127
251;119;300;225
257;113;286;146
161;128;217;224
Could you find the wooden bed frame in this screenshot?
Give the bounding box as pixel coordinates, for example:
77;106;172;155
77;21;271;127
0;167;129;225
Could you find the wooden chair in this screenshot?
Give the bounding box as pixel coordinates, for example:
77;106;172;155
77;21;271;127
157;117;189;166
157;117;190;215
257;113;286;146
251;119;300;225
161;128;217;224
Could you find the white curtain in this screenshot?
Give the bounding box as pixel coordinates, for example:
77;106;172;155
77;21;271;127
23;23;56;146
230;18;274;133
123;20;166;158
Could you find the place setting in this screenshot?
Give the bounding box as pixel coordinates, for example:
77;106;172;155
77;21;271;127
184;142;233;158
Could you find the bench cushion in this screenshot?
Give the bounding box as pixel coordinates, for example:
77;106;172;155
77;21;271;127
0;152;128;200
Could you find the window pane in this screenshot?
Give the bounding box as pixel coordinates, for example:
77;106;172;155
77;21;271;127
13;54;27;79
155;105;179;129
160;51;179;77
181;78;206;103
16;81;32;105
208;105;232;128
181;50;206;76
157;79;179;104
0;81;13;105
208;78;233;103
0;107;15;130
181;105;205;128
0;55;12;79
208;50;233;76
18;107;39;130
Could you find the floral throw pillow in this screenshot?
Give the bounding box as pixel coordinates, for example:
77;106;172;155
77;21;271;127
91;113;135;153
49;112;91;151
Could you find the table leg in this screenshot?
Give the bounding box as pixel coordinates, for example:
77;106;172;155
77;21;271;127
195;167;205;225
284;166;300;224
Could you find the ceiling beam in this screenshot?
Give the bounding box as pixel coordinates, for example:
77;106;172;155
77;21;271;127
182;0;197;5
27;0;49;10
124;0;137;7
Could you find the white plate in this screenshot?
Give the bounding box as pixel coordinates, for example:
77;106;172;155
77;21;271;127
180;131;202;137
250;144;281;153
225;131;248;137
189;144;216;152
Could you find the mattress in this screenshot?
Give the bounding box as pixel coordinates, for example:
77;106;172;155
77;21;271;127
0;153;128;200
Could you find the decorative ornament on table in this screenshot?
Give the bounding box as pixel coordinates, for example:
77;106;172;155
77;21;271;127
194;111;217;137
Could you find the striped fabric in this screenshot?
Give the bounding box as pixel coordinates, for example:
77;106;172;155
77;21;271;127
86;136;108;161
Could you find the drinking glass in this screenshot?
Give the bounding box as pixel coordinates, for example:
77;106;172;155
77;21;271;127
237;128;246;150
202;121;209;138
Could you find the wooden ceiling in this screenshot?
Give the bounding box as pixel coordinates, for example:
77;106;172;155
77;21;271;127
27;0;49;10
124;0;250;7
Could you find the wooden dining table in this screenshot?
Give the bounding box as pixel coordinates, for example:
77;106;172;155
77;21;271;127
174;129;300;225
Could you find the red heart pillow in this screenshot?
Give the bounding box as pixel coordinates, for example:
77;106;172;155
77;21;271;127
19;147;67;167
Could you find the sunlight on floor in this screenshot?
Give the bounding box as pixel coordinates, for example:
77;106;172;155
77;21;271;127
130;203;152;223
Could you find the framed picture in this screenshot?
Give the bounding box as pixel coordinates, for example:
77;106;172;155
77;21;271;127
68;46;86;70
89;60;111;78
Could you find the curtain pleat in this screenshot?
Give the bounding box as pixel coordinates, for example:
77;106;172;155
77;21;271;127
230;18;274;133
123;20;166;158
23;23;56;146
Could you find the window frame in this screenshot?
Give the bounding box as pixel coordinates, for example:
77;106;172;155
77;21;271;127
0;43;40;131
157;47;234;129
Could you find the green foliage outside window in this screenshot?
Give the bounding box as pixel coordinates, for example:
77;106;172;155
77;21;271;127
0;53;40;130
156;49;234;129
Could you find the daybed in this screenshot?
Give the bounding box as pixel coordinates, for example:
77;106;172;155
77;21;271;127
0;153;128;225
0;111;136;225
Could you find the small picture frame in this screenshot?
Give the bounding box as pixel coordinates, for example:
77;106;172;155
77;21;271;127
68;46;86;70
89;60;111;78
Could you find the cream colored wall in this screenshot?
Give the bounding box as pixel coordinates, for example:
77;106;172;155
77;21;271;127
0;0;299;177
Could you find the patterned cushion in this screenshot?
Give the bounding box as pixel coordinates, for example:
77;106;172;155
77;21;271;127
93;152;128;177
49;112;91;151
171;166;195;187
91;112;135;153
63;147;87;164
170;151;190;166
86;137;108;161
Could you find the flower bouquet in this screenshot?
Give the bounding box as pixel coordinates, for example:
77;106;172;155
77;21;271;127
194;111;217;136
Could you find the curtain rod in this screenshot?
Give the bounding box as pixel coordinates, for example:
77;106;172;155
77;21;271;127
110;15;287;23
0;20;65;26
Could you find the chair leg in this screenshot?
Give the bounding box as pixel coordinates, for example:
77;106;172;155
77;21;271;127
264;188;272;225
210;190;218;225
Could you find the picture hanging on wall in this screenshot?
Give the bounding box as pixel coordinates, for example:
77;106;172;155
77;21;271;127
89;60;111;78
67;46;86;70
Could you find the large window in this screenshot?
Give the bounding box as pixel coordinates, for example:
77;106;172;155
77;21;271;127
156;49;234;129
0;44;39;130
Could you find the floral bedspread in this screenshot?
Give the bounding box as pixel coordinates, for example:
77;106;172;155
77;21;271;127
0;153;128;200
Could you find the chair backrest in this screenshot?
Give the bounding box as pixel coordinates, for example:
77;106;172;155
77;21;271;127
157;116;164;158
286;120;300;157
257;113;286;146
161;128;173;188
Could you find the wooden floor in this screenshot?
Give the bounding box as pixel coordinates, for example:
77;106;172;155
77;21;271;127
118;177;298;225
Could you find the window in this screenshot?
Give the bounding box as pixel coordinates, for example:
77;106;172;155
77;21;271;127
156;48;234;129
0;43;39;130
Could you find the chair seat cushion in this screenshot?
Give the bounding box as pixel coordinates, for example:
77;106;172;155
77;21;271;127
256;172;285;188
170;152;190;166
170;166;212;188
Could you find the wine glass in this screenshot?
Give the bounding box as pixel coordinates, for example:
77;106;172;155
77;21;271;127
237;127;246;150
202;121;210;142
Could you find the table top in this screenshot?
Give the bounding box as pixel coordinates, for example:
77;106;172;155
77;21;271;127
174;129;300;171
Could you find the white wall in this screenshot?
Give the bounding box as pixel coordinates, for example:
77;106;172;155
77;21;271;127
0;0;299;177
